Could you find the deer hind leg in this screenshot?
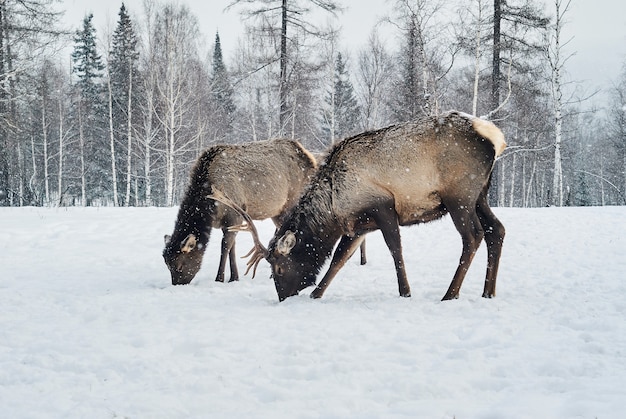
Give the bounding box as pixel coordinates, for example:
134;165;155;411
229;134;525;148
476;191;505;298
442;203;484;301
216;229;239;282
310;234;365;299
359;240;367;265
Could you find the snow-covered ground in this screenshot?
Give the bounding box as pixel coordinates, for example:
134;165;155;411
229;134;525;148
1;205;624;418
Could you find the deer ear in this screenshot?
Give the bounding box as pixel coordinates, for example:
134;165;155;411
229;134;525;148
164;234;172;245
276;230;296;255
181;234;197;253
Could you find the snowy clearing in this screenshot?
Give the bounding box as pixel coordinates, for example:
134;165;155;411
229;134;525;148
1;206;625;418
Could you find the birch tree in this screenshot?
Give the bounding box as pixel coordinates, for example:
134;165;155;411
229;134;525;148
546;0;572;206
136;0;160;206
606;63;626;204
0;0;63;205
151;3;202;206
355;29;394;130
465;0;490;115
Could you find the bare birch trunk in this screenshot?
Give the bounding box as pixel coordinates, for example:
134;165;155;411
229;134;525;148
279;0;288;134
41;94;50;204
472;0;484;116
58;97;64;206
509;152;516;206
167;119;175;206
548;0;569;207
30;134;36;203
125;61;133;206
78;105;86;206
107;76;119;206
17;141;23;206
144;107;152;207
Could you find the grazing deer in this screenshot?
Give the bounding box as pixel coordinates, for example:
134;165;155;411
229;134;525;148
211;111;506;301
163;139;317;285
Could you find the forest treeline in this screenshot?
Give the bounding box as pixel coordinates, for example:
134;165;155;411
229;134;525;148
0;0;624;208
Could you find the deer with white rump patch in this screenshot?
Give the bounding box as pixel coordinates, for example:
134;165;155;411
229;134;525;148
210;111;506;301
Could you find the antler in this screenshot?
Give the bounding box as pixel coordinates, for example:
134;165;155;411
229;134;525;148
207;188;269;278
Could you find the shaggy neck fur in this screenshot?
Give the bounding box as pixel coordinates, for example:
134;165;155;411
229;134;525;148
166;148;224;252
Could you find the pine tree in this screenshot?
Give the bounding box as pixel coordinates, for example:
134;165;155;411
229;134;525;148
71;13;106;205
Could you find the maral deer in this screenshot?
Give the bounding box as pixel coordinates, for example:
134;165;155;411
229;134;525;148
163;139;317;285
211;111;506;301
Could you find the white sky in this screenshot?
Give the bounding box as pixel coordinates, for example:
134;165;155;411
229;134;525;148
62;0;626;103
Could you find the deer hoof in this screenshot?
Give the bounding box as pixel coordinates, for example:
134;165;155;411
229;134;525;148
310;288;323;299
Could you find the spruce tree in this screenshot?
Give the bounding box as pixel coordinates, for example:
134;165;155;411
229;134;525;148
210;32;235;140
72;14;105;104
110;4;139;120
71;13;106;205
110;3;139;205
393;18;421;121
322;52;360;143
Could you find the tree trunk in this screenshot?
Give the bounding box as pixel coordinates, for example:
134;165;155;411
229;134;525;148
491;0;501;112
472;0;485;115
107;75;119;206
30;134;37;204
78;104;86;206
125;60;133;206
17;136;24;206
0;1;10;206
509;152;516;206
144;113;152;207
278;0;289;134
41;93;50;204
488;0;502;206
166;71;175;206
58;96;64;206
549;0;567;207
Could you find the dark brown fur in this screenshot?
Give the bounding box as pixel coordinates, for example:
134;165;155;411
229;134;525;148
264;111;506;301
163;139;317;285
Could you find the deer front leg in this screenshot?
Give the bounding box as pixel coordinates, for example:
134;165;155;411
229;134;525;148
227;232;239;282
310;235;365;299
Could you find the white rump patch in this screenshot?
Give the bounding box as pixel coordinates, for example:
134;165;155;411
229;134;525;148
470;117;507;157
